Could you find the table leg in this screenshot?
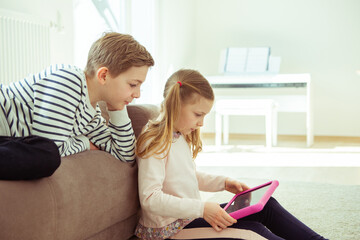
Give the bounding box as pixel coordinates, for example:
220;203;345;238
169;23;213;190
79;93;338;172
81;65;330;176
215;112;222;146
272;106;278;146
265;111;272;148
306;80;314;147
224;115;229;145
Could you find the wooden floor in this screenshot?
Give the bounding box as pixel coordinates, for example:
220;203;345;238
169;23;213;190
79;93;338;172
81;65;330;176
201;133;360;149
198;133;360;186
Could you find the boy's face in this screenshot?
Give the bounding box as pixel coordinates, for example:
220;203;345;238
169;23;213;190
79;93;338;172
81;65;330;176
104;66;149;111
174;95;213;135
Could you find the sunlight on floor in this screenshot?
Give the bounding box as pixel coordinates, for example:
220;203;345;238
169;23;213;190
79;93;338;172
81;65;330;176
197;135;360;185
197;145;360;167
199;134;360;167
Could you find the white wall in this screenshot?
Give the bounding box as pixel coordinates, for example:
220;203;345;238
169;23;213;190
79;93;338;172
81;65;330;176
153;0;198;102
157;0;360;137
2;0;360;137
0;0;74;65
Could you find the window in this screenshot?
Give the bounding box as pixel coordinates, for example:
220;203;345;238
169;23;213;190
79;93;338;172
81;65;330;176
74;0;158;104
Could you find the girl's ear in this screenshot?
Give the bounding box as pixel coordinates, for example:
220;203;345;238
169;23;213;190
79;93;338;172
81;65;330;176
96;67;109;85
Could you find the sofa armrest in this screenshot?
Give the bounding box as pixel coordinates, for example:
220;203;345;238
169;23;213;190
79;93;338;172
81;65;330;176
127;104;159;138
0;103;159;240
0;150;140;240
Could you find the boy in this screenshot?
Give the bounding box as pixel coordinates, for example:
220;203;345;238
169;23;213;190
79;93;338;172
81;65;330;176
0;32;154;180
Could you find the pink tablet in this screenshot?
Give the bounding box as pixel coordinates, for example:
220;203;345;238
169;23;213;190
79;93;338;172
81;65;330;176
223;180;279;219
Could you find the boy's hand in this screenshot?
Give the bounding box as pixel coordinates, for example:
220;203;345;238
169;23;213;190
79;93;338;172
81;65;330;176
90;141;99;150
225;178;250;194
203;202;237;232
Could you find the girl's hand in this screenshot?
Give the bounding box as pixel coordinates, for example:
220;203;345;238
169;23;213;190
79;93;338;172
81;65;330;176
203;202;237;232
90;141;99;150
225;178;250;194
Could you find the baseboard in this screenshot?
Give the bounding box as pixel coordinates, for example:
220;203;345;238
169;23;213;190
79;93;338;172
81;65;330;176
201;133;360;142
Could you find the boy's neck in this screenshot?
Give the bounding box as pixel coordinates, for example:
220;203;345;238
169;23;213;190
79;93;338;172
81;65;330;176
85;74;100;109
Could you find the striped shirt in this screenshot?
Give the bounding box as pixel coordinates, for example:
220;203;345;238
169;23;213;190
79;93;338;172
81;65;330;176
0;64;135;162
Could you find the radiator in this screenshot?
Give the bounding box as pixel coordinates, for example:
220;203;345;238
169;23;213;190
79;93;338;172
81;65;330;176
0;9;50;85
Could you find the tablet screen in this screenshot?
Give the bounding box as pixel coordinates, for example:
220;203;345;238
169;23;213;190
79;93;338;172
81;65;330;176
225;184;271;213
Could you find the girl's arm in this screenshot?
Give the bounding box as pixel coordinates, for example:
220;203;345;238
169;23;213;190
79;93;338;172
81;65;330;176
196;170;240;231
138;155;204;219
203;202;237;232
139;155;238;231
196;170;249;194
195;170;228;192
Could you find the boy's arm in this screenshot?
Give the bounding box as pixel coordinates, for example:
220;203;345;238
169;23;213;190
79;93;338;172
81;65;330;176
56;135;90;156
89;141;99;150
31;68;89;157
86;107;136;163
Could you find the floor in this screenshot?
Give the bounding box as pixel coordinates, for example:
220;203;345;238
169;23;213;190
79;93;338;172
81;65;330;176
131;134;360;239
201;133;360;149
197;134;360;186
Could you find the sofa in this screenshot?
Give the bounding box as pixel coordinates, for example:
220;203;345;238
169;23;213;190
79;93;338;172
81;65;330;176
0;103;159;240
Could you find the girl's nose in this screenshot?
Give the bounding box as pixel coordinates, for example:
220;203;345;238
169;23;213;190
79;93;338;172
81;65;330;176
197;118;204;127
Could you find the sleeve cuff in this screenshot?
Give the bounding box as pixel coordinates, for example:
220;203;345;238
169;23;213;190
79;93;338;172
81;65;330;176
78;134;90;150
108;106;131;125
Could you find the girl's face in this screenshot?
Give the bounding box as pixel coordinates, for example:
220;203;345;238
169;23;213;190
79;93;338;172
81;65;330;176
104;65;149;110
174;95;213;135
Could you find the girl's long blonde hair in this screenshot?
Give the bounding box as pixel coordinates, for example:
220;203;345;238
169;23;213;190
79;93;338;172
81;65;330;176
135;69;214;159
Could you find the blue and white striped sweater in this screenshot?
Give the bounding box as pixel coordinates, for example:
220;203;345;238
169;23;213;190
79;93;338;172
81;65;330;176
0;64;135;162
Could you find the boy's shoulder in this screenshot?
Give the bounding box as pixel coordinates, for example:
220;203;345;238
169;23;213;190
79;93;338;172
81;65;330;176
21;64;84;86
45;64;84;78
25;64;87;92
31;64;87;88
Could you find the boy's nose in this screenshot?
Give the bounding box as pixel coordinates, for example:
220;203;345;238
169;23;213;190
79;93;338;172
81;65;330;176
132;88;141;98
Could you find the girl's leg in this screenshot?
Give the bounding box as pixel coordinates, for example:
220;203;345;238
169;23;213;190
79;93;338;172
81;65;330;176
0;136;61;180
243;197;328;240
171;217;284;240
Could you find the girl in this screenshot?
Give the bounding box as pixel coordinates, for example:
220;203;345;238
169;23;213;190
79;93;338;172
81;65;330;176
135;69;327;240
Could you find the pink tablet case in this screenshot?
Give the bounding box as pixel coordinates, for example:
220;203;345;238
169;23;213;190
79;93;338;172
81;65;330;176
223;180;279;219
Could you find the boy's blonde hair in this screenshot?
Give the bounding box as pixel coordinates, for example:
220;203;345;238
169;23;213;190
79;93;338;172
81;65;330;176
84;32;154;78
136;69;214;159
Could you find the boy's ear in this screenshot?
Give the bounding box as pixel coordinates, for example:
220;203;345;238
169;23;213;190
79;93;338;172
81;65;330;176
96;67;109;85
